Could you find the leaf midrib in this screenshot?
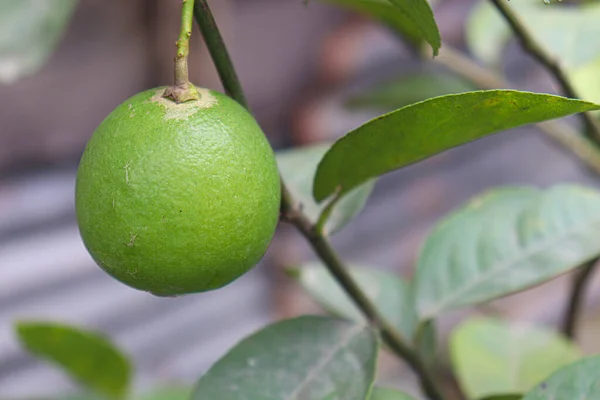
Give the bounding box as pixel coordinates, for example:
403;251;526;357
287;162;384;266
286;324;367;400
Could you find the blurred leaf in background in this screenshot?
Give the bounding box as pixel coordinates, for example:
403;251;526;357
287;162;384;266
571;58;600;115
450;318;580;399
138;387;192;400
289;263;417;340
16;321;131;400
345;71;474;112
369;387;417;400
0;0;78;84
277;143;374;235
466;0;600;69
319;0;440;53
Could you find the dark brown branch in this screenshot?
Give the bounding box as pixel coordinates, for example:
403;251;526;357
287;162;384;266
562;259;598;339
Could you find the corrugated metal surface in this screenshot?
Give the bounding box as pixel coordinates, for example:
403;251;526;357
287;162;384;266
0;168;273;397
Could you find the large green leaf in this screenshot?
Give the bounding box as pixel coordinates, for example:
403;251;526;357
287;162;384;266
192;316;379;400
319;0;440;53
450;318;580;399
370;387;417;400
345;71;474;111
0;0;77;84
16;321;131;399
481;396;521;400
522;355;600;400
289;263;416;340
313;90;600;201
414;185;600;320
466;0;600;69
277;144;374;235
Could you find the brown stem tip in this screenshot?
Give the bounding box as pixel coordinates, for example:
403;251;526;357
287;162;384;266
162;82;200;104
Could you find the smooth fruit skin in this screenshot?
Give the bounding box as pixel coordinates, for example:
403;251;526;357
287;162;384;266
75;87;281;296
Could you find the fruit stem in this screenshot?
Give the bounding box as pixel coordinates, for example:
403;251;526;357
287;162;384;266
163;0;200;103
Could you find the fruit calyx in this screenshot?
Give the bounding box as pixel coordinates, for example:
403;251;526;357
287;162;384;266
162;82;200;104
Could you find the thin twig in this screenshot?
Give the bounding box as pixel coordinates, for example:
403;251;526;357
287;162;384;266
193;2;446;399
432;46;600;177
193;0;248;109
489;0;600;144
562;259;598;340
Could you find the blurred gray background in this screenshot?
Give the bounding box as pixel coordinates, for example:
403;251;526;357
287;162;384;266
2;0;600;398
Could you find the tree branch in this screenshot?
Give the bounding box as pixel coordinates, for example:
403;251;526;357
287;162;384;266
280;187;445;400
562;259;598;340
193;0;248;109
489;0;600;144
193;2;446;399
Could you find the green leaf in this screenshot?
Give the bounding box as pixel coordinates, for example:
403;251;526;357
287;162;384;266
277;143;374;235
345;72;475;111
313;90;600;201
318;0;440;53
289;263;416;340
450;318;580;399
370;387;417;400
480;396;521;400
414;185;600;320
466;0;600;69
0;0;78;84
138;387;192;400
56;395;104;400
192;316;379;400
522;355;600;400
58;395;104;400
16;321;131;400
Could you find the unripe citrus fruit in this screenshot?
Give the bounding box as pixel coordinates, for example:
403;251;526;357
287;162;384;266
75;87;281;296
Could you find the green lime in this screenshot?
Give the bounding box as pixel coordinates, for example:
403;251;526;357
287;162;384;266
75;87;281;296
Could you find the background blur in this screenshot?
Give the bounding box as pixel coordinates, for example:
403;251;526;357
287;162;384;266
2;0;600;398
